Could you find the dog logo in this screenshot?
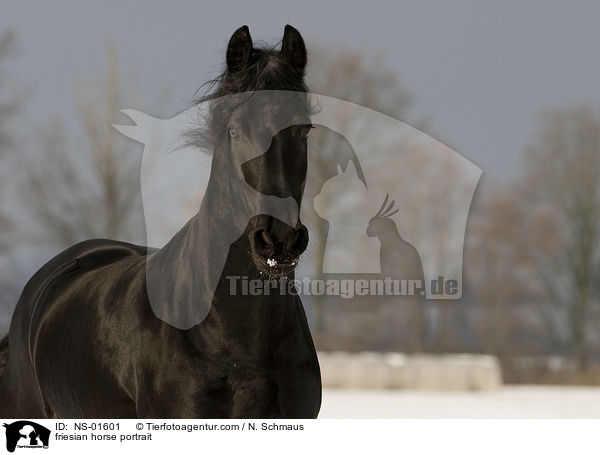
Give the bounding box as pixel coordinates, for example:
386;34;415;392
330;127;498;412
2;421;50;452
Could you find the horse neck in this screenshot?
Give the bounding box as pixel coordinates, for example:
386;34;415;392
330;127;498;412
182;186;300;353
146;151;298;336
152;160;236;269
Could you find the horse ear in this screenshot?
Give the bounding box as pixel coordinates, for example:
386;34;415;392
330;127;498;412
226;25;253;72
280;24;307;74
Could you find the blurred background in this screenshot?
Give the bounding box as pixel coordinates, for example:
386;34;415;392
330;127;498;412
1;0;600;417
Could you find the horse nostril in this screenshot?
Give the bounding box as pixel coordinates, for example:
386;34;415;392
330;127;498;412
260;230;272;246
252;229;274;257
251;223;308;260
293;225;309;254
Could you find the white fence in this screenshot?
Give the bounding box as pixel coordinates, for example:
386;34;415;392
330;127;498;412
318;352;502;390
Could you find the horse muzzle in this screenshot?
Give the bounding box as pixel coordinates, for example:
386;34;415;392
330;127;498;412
248;215;308;277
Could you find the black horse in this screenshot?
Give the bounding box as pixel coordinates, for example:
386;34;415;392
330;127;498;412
0;25;321;418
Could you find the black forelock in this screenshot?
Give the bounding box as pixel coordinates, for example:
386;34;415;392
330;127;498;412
189;42;310;152
215;46;308;96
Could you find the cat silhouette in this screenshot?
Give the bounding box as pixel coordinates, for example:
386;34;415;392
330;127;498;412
314;161;380;273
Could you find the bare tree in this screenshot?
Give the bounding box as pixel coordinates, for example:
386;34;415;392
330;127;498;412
304;46;417;345
520;106;600;369
0;28;19;330
0;29;18;251
307;47;412;118
465;183;558;357
0;29;17;154
18;47;143;247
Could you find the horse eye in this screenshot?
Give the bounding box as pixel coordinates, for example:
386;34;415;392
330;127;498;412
229;128;238;138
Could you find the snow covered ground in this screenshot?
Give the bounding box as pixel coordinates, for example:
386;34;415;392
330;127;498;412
319;386;600;418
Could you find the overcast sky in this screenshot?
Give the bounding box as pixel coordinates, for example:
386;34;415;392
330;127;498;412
3;0;600;181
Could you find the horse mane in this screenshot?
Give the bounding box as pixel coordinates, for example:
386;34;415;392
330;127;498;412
189;41;310;152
